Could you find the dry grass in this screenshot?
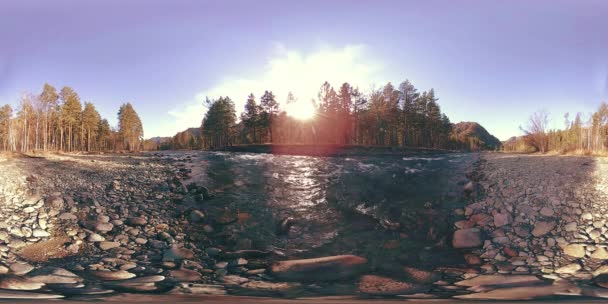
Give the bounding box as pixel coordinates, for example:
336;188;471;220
17;236;74;262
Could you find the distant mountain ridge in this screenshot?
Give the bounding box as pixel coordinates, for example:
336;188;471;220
451;122;502;150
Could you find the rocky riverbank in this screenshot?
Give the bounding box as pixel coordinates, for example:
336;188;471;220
2;151;608;301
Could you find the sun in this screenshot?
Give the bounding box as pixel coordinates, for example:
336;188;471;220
286;100;316;120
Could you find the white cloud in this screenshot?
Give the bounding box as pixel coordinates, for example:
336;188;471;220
165;44;386;135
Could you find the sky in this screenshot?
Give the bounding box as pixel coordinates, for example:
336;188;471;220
1;0;607;140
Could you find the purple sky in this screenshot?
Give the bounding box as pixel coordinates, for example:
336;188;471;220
1;0;607;140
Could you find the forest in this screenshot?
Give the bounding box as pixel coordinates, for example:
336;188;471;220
504;103;608;154
155;80;500;151
0;83;144;152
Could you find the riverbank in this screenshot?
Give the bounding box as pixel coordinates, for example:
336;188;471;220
2;151;608;301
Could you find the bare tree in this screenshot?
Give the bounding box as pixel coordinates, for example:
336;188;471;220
521;110;549;153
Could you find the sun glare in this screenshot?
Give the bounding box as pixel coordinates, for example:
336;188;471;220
286;100;316;120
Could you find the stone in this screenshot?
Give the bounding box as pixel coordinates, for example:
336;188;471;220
271;255;368;281
591;248;608;260
402;267;441;284
102;276;165;292
88;270;136;281
88;233;105;242
539;207;554;217
594;265;608;277
452;228;483;248
0;290;63;299
10;262;34;275
99;241;120;250
189;210;205;223
127;217;147;226
95;222;114;232
564;222;578;232
532;220;556;237
163;246;195;262
222;275;249;286
236;281;302;296
455;275;541;287
563;244;586;258
582;213;594;220
358;275;427;296
58;213;77;220
32;229;50;238
27;267;82;284
493;212;511;227
0;276;45;290
555;263;582;274
464;253;482;265
169;269;202;282
454;283;580;300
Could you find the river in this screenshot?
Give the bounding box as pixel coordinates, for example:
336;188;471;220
169;151;480;270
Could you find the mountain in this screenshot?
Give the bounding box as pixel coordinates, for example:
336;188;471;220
146;136;171;144
451;122;502;150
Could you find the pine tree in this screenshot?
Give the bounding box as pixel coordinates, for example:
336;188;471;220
118;103;144;151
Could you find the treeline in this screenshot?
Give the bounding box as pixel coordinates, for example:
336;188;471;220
167;80;489;151
0;83;144;152
504;103;608;154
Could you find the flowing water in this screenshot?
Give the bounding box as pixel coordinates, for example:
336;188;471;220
175;151;480;268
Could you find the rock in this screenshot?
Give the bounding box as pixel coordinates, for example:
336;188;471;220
99;241;120;250
455;275;541;287
531;220;556;237
168;269;202;282
513;224;531;238
102;276;164;292
88;270;136;281
45;196;65;210
0;276;45;290
563;244;586;258
540;207;554;217
127;217;147;226
27;267;82;284
595;274;608;288
555;263;581;274
236;281;303;296
452;228;483;248
453;283;580;300
464;253;482;265
402;267;441;284
0;290;63;299
594;265;608;277
358;275;428;295
163;246;195;262
0;265;8;274
582;213;594;220
493;212;510;227
58;213;77;220
591;248;608;260
222;275;249;286
564;222;578;232
32;229;50;238
189;210;205;223
95;222;114;232
88;233;105;242
271;255;368;281
10;262;34;275
463;181;474;194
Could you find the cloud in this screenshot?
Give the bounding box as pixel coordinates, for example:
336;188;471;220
165;44;385;136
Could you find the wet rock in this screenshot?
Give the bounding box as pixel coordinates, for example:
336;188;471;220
189;210;205;223
531;220;556;237
28;267;82;284
102;275;165;292
271;255;368;281
222;275;249;286
464;253;482;265
358;275;427;296
235;281;303;297
452;228;483;248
